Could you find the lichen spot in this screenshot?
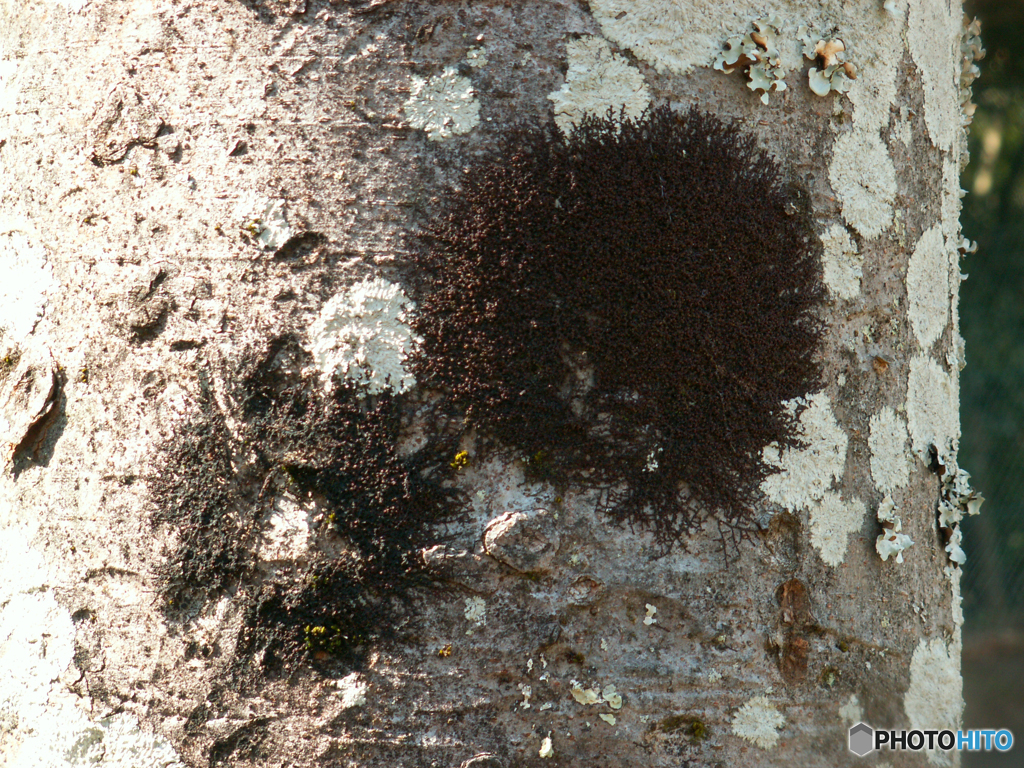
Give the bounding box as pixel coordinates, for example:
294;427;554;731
906;355;959;464
868;407;911;495
234;193;292;250
839;694;864;724
905;638;963;765
819;223;862;300
761;393;847;513
907;226;950;349
464;596;486;628
828;131;897;240
404;66;480;142
539;734;554;758
809;491;866;568
334;672;369;710
307;277;419;395
731;695;785;750
548;35;651;134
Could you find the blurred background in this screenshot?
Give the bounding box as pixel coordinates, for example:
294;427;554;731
959;1;1023;765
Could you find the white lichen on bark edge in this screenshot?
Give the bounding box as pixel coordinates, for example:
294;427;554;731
307;277;419;395
761;393;847;513
0;229;53;341
905;638;963;766
906;226;950;349
731;695;785;749
908;1;963;153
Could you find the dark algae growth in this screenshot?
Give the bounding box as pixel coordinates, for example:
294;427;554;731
412;107;825;547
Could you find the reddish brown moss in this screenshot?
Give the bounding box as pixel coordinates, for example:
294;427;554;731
412;107;824;546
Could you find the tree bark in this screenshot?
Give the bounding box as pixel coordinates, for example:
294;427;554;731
0;1;975;766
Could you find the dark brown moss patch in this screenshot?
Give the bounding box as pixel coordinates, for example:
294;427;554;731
412;106;823;546
150;339;464;672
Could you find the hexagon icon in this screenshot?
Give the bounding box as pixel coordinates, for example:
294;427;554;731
849;722;874;756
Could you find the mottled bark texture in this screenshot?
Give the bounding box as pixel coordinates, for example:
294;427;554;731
0;1;973;767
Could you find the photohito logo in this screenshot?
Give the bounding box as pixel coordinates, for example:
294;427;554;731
848;722;1014;756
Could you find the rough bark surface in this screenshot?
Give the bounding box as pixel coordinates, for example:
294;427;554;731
0;0;972;766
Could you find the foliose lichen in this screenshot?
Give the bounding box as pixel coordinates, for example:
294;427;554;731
713;17;787;104
412;107;824;548
875;494;913;564
935;456;982;566
959;17;984;128
797;30;856;97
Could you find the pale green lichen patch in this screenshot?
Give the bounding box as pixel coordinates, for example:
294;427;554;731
809;490;866;567
307;276;419;395
731;695;785;750
761;393;847;513
819;223;862;300
828;130;897;240
868;407;911;495
404;67;480;142
465;46;489;69
905;638;963;765
876;494;913;563
906;226;950;349
589;0;741;76
906;355;959;464
548;35;651;134
908;0;963;153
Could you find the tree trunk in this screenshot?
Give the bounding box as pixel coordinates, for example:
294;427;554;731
0;1;977;766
